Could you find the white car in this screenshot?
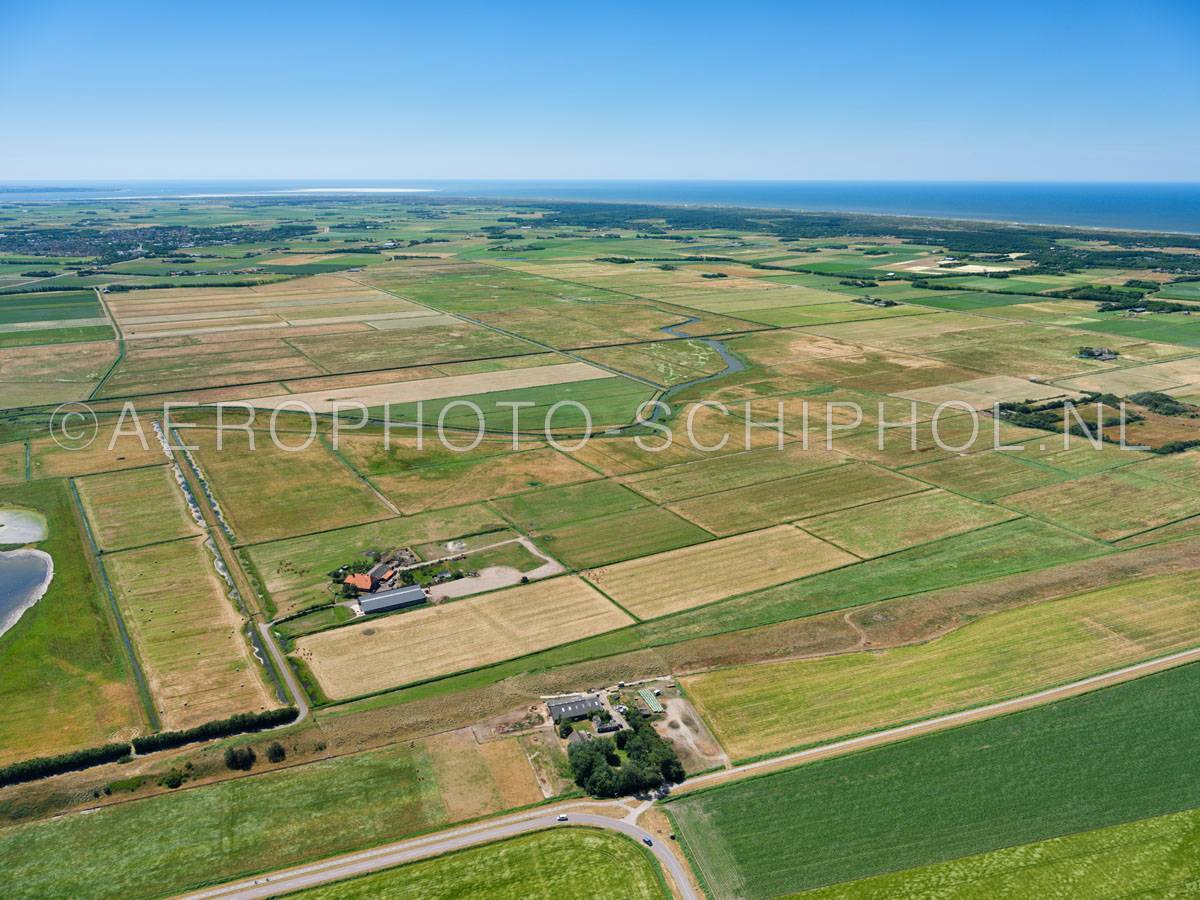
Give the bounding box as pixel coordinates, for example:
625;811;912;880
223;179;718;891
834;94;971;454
556;814;568;822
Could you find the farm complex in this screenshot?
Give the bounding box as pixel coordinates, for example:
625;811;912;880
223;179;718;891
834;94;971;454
4;191;1200;899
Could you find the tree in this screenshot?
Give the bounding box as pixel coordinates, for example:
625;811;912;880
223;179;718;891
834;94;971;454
266;741;286;763
558;722;574;739
224;746;256;771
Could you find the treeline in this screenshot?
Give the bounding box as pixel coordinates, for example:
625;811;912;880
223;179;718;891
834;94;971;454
132;707;299;753
0;742;130;788
0;223;318;262
0;707;299;787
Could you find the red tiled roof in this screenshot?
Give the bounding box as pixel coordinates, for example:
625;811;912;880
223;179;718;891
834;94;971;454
345;573;372;591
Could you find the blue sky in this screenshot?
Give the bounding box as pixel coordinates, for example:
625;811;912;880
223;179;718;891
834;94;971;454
1;0;1197;181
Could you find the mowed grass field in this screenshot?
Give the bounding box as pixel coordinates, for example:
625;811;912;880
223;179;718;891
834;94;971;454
668;662;1200;898
0;479;143;764
294;828;667;900
801;803;1200;898
534;505;712;569
243;504;506;616
683;571;1200;759
75;465;202;551
797;489;1018;557
189;428;394;544
104;537;275;729
296;576;632;698
584;525;856;620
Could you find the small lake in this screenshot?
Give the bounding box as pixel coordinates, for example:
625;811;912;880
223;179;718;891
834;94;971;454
0;508;48;544
0;550;53;638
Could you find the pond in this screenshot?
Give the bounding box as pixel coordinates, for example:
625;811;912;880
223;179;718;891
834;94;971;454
0;508;48;544
0;549;53;638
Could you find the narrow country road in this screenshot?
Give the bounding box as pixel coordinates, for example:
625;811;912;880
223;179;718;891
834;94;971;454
182;804;699;900
257;621;308;722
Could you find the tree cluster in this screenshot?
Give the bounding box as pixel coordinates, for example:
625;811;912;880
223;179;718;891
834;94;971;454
567;713;685;798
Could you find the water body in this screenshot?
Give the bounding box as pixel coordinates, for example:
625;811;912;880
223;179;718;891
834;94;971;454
0;550;53;638
1;180;1198;234
0;508;48;544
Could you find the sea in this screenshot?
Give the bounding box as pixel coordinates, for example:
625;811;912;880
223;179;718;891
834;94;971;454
1;180;1198;234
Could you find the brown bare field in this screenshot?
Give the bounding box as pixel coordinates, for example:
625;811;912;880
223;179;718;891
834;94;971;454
105;537;275;729
29;426;164;479
583;525;855;620
1055;357;1200;395
296;576;632;698
75;465;202;551
244;361;615;413
567;434;705;475
896;375;1083;409
188;428;393;544
421;728;544;819
372;447;599;513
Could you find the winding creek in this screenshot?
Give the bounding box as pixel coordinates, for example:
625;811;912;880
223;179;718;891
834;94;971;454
0;509;52;639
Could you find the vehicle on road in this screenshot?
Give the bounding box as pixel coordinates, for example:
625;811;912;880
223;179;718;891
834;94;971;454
643;837;654;846
556;815;568;822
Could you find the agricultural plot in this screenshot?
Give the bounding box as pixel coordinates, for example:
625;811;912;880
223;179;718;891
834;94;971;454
293;828;667;900
684;571;1200;759
636;519;1110;644
622;443;843;504
188;428;394;544
372;448;599;514
490;479;650;533
295;577;632;697
584;525;855;620
580;338;729;386
668;463;924;536
244;505;506;616
244;361;613;413
902;448;1074;500
104;537;274;729
0;441;26;484
28;423;164;480
0;289;112;347
806;804;1200;899
1004;468;1200;541
0;479;143;764
0;339;117;408
419;728;545;821
668;661;1200;898
799;489;1018;557
75;465;201;551
535;505;712;568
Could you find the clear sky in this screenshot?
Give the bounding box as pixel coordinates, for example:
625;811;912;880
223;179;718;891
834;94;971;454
1;0;1197;181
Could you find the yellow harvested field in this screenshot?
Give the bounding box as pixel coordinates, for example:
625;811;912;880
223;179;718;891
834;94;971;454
75;465;202;551
105;537;275;729
243;361;615;412
296;576;632;698
422;728;545;820
30;425;165;479
1056;357;1200;395
895;375;1083;409
583;525;855;620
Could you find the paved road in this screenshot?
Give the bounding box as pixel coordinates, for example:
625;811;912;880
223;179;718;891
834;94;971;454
184;803;698;900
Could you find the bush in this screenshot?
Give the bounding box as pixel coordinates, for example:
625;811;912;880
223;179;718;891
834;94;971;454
266;741;287;763
559;723;574;739
132;707;299;754
0;742;131;787
224;746;256;771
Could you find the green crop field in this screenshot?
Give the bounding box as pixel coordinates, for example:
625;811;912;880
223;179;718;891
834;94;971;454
669;662;1200;898
75;465;201;551
490;478;650;532
683;571;1200;759
293;828;667;900
538;504;713;568
801;804;1200;898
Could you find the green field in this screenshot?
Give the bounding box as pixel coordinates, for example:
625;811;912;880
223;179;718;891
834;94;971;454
683;571;1200;759
669;662;1200;898
491;479;650;532
0;479;143;764
75;465;200;551
537;505;713;568
4;742;446;898
294;828;667;900
800;804;1200;898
